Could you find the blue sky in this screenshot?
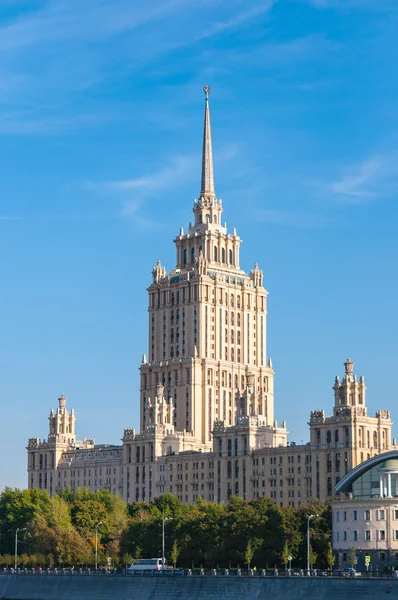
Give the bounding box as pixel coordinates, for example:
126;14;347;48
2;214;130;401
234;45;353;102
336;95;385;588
1;0;398;489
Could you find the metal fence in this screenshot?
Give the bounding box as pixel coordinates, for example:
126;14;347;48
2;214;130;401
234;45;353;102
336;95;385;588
2;567;398;579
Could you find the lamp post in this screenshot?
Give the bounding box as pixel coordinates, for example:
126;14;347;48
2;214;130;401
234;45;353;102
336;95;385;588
15;528;26;571
162;511;172;573
307;514;318;573
95;521;103;573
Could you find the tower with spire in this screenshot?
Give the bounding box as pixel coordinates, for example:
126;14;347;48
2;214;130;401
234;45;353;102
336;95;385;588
140;87;275;447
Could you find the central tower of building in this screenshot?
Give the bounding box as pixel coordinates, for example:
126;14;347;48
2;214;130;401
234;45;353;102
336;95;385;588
139;87;275;449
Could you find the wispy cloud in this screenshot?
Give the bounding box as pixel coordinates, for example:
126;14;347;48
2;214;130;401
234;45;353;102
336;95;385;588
196;2;276;42
85;155;196;229
253;208;329;228
306;0;397;9
326;154;398;203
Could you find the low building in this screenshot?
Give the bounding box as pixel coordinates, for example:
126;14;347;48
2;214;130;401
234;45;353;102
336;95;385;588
332;451;398;571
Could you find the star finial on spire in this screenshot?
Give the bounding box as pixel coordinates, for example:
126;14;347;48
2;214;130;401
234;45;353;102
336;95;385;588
203;85;211;100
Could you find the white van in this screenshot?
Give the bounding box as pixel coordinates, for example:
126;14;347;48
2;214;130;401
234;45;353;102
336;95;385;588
128;558;165;571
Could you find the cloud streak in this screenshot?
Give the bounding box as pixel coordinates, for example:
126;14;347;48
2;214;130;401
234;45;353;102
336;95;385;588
85;155;197;229
326;154;398;203
253;208;330;228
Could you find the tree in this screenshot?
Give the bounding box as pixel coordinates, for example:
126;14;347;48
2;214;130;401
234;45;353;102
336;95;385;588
170;540;180;569
309;545;317;568
281;542;291;569
121;553;133;570
243;538;261;570
325;542;335;570
347;547;357;568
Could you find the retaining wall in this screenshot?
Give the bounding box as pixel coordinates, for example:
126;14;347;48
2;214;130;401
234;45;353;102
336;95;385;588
1;574;398;600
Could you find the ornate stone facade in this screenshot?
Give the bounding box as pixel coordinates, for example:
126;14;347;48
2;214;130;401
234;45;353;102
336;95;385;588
27;90;396;508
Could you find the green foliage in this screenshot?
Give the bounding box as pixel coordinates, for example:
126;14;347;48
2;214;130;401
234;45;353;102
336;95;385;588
347;546;357;567
121;553;133;569
0;488;333;569
281;542;291;567
170;539;180;568
325;542;335;570
243;538;262;569
309;545;318;568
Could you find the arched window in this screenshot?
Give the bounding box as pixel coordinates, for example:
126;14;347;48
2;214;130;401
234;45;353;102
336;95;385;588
231;348;235;361
241;375;245;389
237;331;241;345
237;314;241;327
335;430;339;443
183;249;187;265
237;349;241;362
222;248;226;263
206;214;211;223
237;295;241;308
327;477;332;496
229;249;233;264
229;373;232;388
171;293;175;306
231;330;235;344
225;347;228;361
373;431;377;448
231;312;235;326
235;374;238;389
214;246;218;261
231;294;235;307
225;311;228;325
326;430;332;445
191;248;195;264
327;454;332;472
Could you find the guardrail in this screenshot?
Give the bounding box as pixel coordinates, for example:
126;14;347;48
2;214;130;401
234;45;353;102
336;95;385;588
2;568;398;579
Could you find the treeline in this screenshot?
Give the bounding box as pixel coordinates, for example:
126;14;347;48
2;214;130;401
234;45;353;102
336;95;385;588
0;488;334;569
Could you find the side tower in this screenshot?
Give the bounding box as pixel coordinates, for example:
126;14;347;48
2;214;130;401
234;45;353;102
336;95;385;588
309;358;394;499
27;395;76;494
139;87;274;448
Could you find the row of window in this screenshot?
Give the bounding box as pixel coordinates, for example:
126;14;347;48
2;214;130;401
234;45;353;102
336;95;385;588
336;529;397;542
335;509;398;522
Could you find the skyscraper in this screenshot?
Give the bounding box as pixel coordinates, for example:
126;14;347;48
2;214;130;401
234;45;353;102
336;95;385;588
27;88;396;507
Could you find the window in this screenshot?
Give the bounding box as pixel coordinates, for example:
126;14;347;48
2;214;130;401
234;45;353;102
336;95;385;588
364;510;371;521
353;531;358;541
343;511;347;521
353;510;357;521
365;530;371;541
343;531;347;541
394;530;398;541
378;509;386;521
380;552;386;561
336;512;340;522
378;530;386;541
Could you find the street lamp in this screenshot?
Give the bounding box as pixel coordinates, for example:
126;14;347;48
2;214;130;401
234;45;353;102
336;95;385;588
95;521;103;573
162;510;172;573
15;527;26;571
307;514;318;573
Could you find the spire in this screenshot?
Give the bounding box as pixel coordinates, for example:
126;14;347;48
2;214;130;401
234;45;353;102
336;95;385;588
200;85;215;197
